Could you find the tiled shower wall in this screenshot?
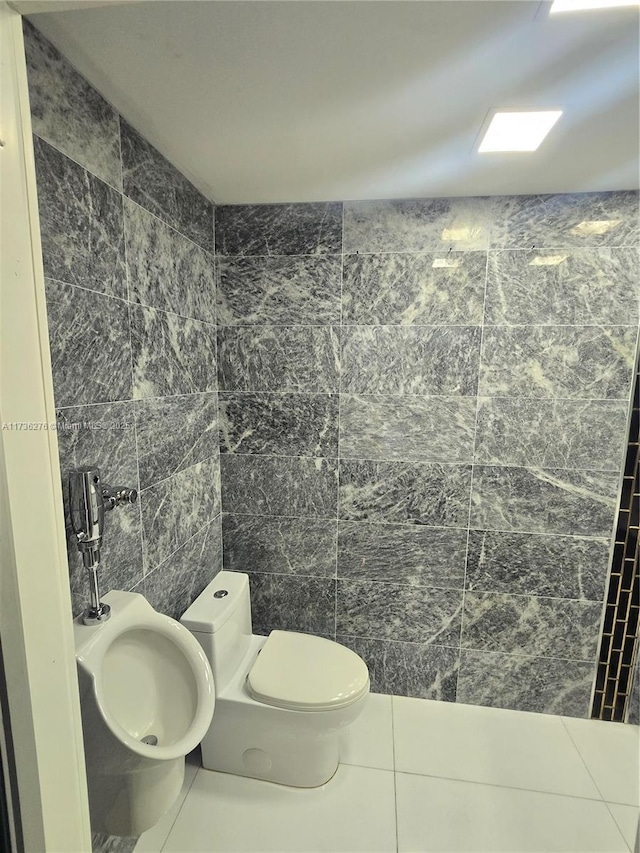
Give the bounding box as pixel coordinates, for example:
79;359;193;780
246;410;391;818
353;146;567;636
217;195;639;718
24;21;223;626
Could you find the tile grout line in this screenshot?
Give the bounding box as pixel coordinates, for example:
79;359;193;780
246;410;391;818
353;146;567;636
33;131;215;255
157;765;201;853
392;766;627;807
391;697;400;853
145;513;222;581
334;203;345;637
558;717;612;803
458;247;492;690
121;176;146;588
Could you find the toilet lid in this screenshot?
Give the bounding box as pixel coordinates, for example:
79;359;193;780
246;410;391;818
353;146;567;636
247;631;370;712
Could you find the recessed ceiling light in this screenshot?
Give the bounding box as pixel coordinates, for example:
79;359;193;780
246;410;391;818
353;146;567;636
550;0;639;13
478;110;563;153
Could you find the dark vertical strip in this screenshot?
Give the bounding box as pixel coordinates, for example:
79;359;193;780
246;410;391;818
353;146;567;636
592;359;639;722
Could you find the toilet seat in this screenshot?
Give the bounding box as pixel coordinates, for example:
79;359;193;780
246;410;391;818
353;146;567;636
247;631;370;712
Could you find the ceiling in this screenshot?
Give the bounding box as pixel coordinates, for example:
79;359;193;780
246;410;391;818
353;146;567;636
26;0;639;204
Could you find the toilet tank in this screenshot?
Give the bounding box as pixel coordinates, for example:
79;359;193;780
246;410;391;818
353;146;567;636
180;571;252;691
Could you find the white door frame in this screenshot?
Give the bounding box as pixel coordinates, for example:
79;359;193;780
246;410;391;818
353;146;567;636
0;3;92;849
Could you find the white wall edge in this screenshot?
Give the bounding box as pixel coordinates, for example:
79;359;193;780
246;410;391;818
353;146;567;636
0;3;92;849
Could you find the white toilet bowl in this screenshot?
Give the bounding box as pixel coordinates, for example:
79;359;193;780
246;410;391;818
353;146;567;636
181;571;370;788
75;590;215;836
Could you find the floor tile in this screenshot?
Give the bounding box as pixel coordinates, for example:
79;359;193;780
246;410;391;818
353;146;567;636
396;772;628;853
339;693;394;771
606;803;640;851
392;696;601;799
163;764;397;852
562;717;640;806
134;750;200;852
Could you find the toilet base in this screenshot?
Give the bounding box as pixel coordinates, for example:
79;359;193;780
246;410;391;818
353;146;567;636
201;695;343;787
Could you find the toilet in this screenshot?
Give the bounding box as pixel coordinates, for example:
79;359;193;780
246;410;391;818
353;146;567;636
180;571;370;787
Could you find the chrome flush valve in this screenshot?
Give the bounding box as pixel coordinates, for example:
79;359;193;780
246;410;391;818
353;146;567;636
69;466;137;625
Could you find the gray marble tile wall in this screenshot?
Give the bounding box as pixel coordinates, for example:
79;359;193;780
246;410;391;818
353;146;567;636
24;22;222;637
217;192;639;718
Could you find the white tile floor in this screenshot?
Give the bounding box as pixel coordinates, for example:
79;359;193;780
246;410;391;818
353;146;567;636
135;695;640;853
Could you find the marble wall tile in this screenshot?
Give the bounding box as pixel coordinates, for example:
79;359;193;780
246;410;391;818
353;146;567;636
342;251;487;326
215;203;343;256
247;573;336;636
216;256;342;325
222;514;336;576
338;636;459;701
140;456;221;572
220;455;338;518
461;592;603;661
457;650;595;717
134;393;218;489
120;119;213;252
475;398;629;470
485;248;640;326
479;325;637;399
34;137;126;299
339;394;476;464
56;401;143;616
337;521;467;588
143;516;223;620
55;401;138;487
466;530;609;601
45;280;132;407
217;326;340;392
470;465;618;537
130;304;217;399
24;22;121;190
219;392;338;457
343;197;501;253
341;326;481;395
337;580;463;645
339;460;472;527
495;191;639;250
124;199;216;323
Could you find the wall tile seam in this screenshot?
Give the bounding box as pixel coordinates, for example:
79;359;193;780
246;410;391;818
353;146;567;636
214;245;640;257
44;274;219;329
128;298;218;329
221;449;624;473
31;128;123;195
140;513;223;583
457;645;599;665
123;194;217;258
220;510;613;541
138;454;221;495
141;516;222;579
221;451;622;474
217;321;639;330
55;389;219;412
324;631;459;652
214;390;634;403
44;276;130;306
33;129;216;254
339;633;599;665
262;576;606;607
458;249;492;651
121;182;145;555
